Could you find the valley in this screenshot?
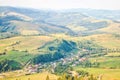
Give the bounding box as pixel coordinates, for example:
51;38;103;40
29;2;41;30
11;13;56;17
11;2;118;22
0;6;120;80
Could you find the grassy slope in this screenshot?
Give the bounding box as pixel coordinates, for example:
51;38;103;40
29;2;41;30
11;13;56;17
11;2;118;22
0;33;120;53
52;33;120;49
89;56;120;68
99;21;120;34
74;67;120;80
10;21;41;35
81;34;120;48
0;51;34;66
0;35;53;53
0;72;58;80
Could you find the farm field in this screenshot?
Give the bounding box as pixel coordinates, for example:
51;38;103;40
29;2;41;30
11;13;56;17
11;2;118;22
89;56;120;68
0;72;58;80
0;35;54;53
74;67;120;80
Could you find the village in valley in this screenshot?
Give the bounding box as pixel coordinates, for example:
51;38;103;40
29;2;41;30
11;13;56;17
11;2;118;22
25;51;88;75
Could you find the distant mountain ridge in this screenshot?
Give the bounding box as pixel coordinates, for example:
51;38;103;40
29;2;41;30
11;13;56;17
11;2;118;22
0;6;120;38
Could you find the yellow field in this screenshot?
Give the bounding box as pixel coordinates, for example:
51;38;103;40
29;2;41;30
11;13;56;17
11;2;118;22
99;21;120;34
74;67;120;80
0;36;54;53
105;53;120;57
66;24;87;32
80;34;120;48
20;30;40;35
0;72;58;80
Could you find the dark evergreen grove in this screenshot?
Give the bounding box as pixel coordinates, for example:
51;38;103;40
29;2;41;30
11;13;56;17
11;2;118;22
32;52;64;64
0;59;21;72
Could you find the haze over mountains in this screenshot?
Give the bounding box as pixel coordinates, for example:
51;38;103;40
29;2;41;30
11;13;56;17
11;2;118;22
0;6;120;80
0;6;120;38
